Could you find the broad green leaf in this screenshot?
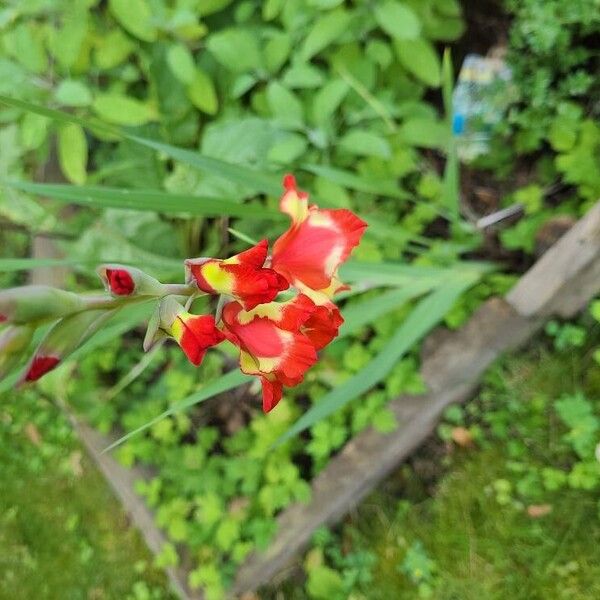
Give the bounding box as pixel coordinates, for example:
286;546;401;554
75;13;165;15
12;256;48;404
300;9;351;61
57;123;88;185
167;44;197;85
264;32;291;74
267;133;308;164
399;117;450;149
283;63;325;88
277;276;479;444
266;81;304;129
311;79;349;125
374;1;421;40
102;370;250;452
207;29;263;73
48;11;88;70
395;38;442;87
197;0;234;16
2;180;281;219
109;0;157;42
92;94;157;126
20;113;49;150
187;68;219;115
339;129;391;158
301;163;409;199
94;29;135;70
0;96;282;196
55;80;92;108
5;22;47;74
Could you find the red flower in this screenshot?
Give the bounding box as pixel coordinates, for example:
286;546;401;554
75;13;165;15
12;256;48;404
25;355;60;382
221;297;318;412
168;313;226;366
186;240;289;311
105;268;135;296
301;303;344;351
271;175;367;298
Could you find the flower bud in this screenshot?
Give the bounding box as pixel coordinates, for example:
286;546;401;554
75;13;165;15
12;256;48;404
20;308;114;384
158;296;225;366
0;285;86;325
0;325;34;380
97;264;165;297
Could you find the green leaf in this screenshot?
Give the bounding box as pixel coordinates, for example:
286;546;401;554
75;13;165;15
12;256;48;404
301;163;409;199
395;38;442;87
311;79;349;125
277;276;480;445
207;29;263;73
0;258;96;273
339;129;391;158
399;117;450;149
167;44;197;85
48;11;87;70
266;81;304;129
267;133;308;163
92;94;157;126
2;180;281;219
55;80;92;108
374;1;421;40
5;22;48;74
197;0;234;16
187;68;219;115
94;29;135;70
57;123;88;185
264;32;291;74
300;9;351;61
0;96;282;196
109;0;157;42
102;370;250;453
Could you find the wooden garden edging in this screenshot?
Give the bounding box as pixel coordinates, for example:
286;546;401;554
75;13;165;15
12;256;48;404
231;200;600;595
72;202;599;599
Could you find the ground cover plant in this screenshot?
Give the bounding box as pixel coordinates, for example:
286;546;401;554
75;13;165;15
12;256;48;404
0;0;599;597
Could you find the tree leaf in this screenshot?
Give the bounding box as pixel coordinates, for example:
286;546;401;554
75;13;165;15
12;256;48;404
276;276;479;445
311;79;349;126
395;38;442;87
266;81;304;129
167;44;197;85
374;1;421;40
92;94;157;126
207;29;263;73
187;68;219;115
109;0;157;42
54;80;92;107
57;123;88;185
300;9;351;61
339;129;391;158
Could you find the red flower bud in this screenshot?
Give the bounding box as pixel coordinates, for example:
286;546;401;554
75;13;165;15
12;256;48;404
105;269;135;296
25;355;60;382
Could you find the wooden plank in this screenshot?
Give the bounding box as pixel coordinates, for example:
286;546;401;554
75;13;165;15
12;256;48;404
233;201;600;595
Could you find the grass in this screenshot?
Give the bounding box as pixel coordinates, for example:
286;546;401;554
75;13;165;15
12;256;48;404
352;339;600;599
0;388;174;600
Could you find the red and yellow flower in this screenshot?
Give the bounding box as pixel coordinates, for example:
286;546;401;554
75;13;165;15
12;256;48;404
186;240;289;311
220;297;318;412
159;298;225;366
271;175;367;300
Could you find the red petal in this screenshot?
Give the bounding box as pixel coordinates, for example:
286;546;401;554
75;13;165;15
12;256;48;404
106;269;135;295
25;355;60;382
225;264;289;310
233;240;268;268
261;377;283;412
302;304;343;350
283;174;297;191
277;294;316;331
177;314;225;366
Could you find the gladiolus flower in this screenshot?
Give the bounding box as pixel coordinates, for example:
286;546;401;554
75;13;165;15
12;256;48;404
271;175;367;298
220;298;318;412
159;297;225;366
25;355;60;382
186;240;289;311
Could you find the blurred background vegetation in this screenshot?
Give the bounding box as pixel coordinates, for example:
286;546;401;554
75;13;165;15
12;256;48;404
0;0;599;598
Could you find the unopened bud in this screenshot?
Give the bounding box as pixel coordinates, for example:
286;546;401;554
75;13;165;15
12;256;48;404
21;308;114;384
0;325;34;379
97;264;165;297
0;285;85;325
